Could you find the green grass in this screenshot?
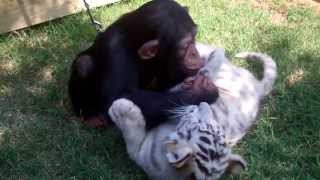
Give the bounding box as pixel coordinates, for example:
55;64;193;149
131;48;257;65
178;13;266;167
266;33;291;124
0;0;319;179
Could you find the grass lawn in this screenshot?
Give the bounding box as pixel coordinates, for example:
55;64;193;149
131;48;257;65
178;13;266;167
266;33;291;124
0;0;319;179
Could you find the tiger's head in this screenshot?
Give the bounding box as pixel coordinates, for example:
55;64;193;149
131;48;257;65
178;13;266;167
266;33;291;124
165;102;246;180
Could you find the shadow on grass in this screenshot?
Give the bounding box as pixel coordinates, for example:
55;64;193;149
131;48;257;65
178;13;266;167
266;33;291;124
0;12;146;179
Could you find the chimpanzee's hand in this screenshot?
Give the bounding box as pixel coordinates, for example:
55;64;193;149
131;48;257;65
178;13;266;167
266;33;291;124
180;76;196;90
186;74;219;104
83;114;108;128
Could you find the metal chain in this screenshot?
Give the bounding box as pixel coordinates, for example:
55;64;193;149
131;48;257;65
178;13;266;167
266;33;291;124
83;0;103;32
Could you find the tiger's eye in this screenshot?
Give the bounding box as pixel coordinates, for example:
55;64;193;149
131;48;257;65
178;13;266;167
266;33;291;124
189;173;196;180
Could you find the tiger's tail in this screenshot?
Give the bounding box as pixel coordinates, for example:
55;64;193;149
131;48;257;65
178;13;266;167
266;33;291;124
235;52;277;97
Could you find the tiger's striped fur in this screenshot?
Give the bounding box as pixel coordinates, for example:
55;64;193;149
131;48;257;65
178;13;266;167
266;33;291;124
108;44;277;180
166;47;277;179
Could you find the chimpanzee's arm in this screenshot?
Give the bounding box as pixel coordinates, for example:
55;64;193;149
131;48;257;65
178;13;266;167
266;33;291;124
95;31;139;113
125;87;218;129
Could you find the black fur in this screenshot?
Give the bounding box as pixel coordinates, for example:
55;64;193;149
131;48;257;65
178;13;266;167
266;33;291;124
68;0;218;129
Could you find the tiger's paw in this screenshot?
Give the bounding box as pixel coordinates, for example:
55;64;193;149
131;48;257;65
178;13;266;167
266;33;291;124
108;98;146;130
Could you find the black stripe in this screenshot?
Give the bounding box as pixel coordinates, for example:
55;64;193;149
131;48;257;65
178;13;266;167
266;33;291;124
177;131;184;138
197;143;208;154
195;158;210;175
200;136;211;145
173;152;179;159
187;130;191;140
173;154;191;165
206;123;213;131
177;120;188;130
196;152;209;162
209;149;222;160
199;129;213;136
212;167;224;174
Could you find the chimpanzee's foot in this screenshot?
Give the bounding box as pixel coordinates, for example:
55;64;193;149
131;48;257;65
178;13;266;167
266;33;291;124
83;114;108;128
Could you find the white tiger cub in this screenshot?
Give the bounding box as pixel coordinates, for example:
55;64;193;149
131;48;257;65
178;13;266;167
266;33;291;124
109;100;244;180
172;47;277;146
108;45;277;180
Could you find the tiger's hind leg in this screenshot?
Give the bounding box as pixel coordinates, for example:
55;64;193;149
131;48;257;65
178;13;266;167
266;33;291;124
108;98;146;159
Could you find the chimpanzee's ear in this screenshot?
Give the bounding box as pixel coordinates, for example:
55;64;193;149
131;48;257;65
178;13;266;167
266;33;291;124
138;40;159;60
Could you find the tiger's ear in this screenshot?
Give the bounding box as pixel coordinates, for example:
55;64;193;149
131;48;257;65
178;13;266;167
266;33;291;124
227;154;247;176
164;133;193;168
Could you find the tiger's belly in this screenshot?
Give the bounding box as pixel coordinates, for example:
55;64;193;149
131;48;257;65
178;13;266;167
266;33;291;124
212;67;260;145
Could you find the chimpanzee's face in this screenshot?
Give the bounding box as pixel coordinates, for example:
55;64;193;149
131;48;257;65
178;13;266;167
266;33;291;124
177;30;204;76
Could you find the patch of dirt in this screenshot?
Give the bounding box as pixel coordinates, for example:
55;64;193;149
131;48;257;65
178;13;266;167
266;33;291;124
286;68;305;86
37;66;53;82
282;0;320;14
251;0;320;24
0;57;15;76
